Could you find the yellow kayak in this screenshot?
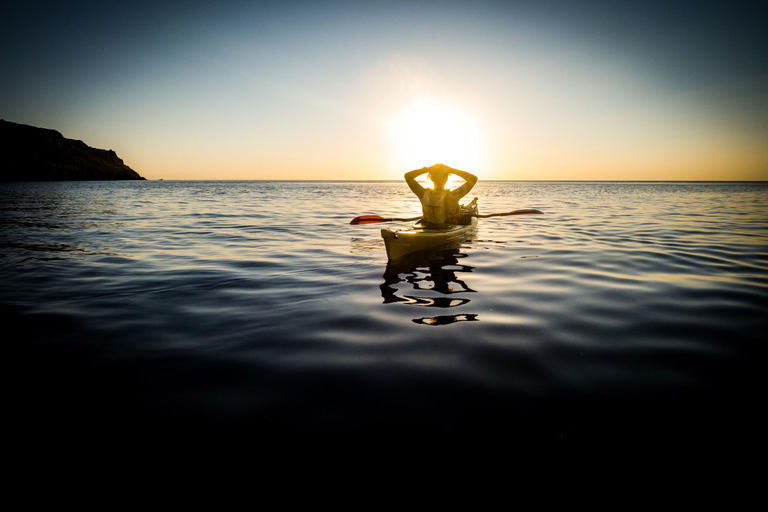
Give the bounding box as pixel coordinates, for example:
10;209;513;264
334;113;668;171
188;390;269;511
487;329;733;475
380;201;478;260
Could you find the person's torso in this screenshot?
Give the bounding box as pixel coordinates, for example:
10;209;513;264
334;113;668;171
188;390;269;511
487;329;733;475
421;189;459;225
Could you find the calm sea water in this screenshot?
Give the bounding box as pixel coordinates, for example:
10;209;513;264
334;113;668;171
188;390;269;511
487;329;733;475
2;180;766;473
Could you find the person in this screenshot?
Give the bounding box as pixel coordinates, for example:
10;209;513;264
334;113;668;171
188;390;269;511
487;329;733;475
404;163;478;227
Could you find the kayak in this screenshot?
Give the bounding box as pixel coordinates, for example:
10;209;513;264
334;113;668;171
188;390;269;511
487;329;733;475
380;200;478;260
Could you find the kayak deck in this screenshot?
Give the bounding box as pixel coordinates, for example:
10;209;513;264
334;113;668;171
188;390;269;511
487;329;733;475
380;202;478;260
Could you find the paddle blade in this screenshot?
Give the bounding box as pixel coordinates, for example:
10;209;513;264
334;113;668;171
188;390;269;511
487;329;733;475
350;215;387;225
506;208;543;215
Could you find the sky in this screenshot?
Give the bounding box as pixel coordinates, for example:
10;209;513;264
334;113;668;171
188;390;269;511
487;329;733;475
1;0;767;180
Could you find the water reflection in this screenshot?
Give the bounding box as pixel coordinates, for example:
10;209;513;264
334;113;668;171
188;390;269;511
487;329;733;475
381;245;479;325
413;313;479;325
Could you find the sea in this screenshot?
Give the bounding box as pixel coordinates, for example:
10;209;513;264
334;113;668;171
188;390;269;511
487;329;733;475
2;180;766;479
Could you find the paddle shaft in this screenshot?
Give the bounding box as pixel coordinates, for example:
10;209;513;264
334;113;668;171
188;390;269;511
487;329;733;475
350;209;542;225
350;215;423;225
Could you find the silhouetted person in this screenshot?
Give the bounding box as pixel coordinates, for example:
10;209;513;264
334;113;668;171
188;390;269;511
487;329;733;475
404;164;477;227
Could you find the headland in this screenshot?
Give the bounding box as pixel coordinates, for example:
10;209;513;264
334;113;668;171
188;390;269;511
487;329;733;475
0;120;144;181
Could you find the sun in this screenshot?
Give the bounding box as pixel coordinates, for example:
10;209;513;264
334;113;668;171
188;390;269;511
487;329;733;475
389;100;485;173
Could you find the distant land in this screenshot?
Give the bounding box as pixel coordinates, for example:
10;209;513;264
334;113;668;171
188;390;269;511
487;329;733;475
0;120;144;181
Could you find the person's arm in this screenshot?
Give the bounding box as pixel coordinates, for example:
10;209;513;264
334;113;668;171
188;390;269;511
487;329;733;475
450;169;478;199
404;167;428;198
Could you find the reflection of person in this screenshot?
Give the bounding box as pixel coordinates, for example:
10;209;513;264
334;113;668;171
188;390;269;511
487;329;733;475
413;314;479;326
405;164;477;227
380;251;476;305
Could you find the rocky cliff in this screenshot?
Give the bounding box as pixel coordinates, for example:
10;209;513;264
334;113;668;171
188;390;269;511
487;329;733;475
0;120;145;181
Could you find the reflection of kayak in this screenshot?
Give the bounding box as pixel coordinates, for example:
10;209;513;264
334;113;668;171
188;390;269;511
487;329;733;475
380;200;478;260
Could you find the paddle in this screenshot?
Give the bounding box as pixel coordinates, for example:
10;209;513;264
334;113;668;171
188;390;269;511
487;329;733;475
350;209;543;225
350;214;423;225
473;208;543;218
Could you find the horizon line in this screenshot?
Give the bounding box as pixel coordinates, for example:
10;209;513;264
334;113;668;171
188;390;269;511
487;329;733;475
143;179;768;183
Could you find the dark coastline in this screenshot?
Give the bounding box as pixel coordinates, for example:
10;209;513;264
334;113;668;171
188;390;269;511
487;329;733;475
0;120;144;181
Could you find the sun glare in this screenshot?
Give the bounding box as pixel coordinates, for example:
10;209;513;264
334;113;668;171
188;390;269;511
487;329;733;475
390;100;485;173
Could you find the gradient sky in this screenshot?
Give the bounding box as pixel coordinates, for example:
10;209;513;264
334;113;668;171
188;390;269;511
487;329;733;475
2;0;766;180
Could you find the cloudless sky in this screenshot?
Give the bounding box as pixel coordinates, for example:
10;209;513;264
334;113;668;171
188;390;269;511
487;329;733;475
2;0;766;180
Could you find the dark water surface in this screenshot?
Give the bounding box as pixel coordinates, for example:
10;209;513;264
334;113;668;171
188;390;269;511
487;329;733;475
2;181;766;474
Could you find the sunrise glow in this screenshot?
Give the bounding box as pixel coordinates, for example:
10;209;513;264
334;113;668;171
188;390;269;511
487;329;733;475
389;101;486;174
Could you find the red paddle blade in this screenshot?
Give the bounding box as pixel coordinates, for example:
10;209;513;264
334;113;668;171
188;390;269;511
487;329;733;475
350;215;386;225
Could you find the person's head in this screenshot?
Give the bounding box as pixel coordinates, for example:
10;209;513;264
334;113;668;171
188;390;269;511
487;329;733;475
427;165;450;188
